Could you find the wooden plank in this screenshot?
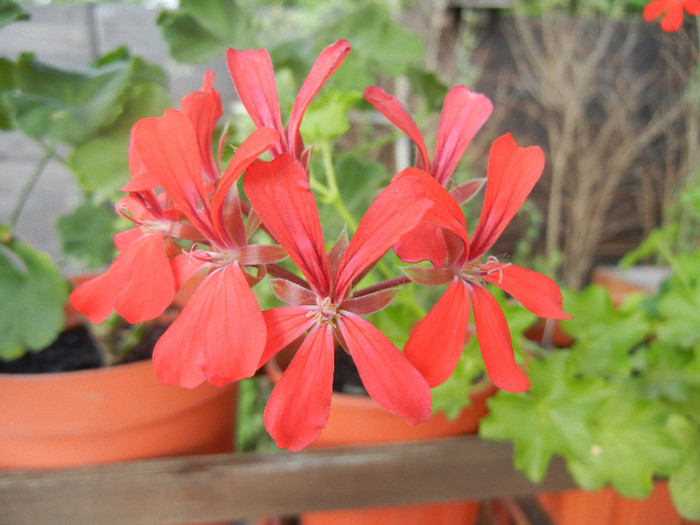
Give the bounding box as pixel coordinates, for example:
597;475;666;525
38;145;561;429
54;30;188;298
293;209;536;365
0;436;575;525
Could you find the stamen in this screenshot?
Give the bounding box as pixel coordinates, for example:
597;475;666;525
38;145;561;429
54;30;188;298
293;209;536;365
306;296;341;327
484;255;511;284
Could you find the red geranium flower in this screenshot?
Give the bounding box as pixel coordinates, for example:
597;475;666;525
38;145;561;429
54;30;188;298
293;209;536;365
227;40;351;165
643;0;700;32
244;153;433;450
365;85;493;267
400;134;571;392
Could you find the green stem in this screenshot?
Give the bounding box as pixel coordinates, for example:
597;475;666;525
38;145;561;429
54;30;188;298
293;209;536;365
9;146;55;229
319;140;359;233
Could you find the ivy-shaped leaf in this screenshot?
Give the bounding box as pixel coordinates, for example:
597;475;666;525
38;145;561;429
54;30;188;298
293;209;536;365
668;416;700;520
480;352;610;483
565;382;682;498
0;235;68;360
561;285;650;378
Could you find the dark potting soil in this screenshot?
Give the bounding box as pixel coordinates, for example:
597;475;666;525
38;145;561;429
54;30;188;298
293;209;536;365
332;345;368;396
0;323;166;375
0;324;104;374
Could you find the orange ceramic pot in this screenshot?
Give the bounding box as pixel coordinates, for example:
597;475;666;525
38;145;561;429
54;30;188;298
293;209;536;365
265;356;494;525
1;273;236;470
537;482;690;525
0;358;236;469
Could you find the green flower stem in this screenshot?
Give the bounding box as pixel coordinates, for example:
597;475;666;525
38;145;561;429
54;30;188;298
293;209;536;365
9;145;55;230
318;140;358;233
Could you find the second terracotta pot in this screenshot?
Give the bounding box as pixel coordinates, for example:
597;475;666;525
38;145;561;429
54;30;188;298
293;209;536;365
265;356;494;525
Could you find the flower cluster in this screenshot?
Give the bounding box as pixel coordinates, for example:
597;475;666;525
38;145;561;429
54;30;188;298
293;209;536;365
70;40;569;450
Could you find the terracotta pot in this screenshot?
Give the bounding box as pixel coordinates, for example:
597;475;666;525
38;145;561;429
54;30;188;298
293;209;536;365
0;358;236;469
265;356;494;525
537;482;687;525
1;274;236;470
591;265;671;306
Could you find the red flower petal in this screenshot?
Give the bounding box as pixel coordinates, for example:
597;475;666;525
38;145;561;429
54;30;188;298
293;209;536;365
394;223;448;268
69;232;174;324
226;48;286;155
130;110;219;243
113;233;175;324
210;127;279;246
404;278;471;387
122;137;158;192
287;40;351;159
153;262;265;388
484;264;571;320
180;70;223;184
259;306;316;368
339;313;432;425
364;86;430;171
469;283;530;392
684;0;700;15
661;2;685;30
199;264;267;386
264;325;335;450
392;168;469;267
431;87;492;186
468;134;545;261
644;0;670;20
335;173;430;298
244;154;331;296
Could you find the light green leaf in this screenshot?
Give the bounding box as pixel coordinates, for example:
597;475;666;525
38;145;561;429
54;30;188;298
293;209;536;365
668;416;700;520
566;385;682;498
68;135;130;200
0;236;68;360
480;352;610;483
561;285;650;378
300;90;362;143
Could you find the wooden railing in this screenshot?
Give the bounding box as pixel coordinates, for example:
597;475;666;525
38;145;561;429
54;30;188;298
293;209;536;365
0;435;575;525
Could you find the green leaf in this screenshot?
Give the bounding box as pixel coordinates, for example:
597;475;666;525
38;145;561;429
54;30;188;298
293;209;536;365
0;0;29;29
68;83;171;200
157;0;256;64
68;135;130;200
300;89;362;143
565;384;682;498
561;285;650;378
57;201;120;269
7;50;168;146
405;67;449;113
0;236;68;360
320;1;424;87
479;352;610;483
668;416;700;520
656;284;700;349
